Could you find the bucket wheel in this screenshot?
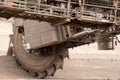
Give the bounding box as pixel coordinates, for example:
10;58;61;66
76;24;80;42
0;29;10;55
13;26;69;79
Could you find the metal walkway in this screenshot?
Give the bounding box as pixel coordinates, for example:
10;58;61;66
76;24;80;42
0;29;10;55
0;0;119;25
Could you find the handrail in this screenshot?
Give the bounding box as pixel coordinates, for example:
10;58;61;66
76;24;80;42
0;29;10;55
0;0;119;24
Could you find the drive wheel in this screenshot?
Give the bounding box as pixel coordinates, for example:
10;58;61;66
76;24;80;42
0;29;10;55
13;27;69;79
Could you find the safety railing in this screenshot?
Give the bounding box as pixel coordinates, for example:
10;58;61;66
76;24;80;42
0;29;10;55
0;0;68;18
73;10;115;23
0;0;119;24
84;0;114;8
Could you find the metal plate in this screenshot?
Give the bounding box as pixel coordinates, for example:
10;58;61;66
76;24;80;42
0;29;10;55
24;20;64;49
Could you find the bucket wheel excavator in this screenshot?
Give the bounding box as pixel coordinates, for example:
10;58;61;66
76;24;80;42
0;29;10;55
1;0;120;79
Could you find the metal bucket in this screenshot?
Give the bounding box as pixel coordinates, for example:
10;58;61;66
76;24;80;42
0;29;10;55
96;33;114;50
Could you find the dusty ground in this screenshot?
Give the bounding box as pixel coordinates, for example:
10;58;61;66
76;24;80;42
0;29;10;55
1;55;120;80
0;20;120;80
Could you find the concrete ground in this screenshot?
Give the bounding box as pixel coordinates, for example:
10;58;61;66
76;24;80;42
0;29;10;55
0;20;120;80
